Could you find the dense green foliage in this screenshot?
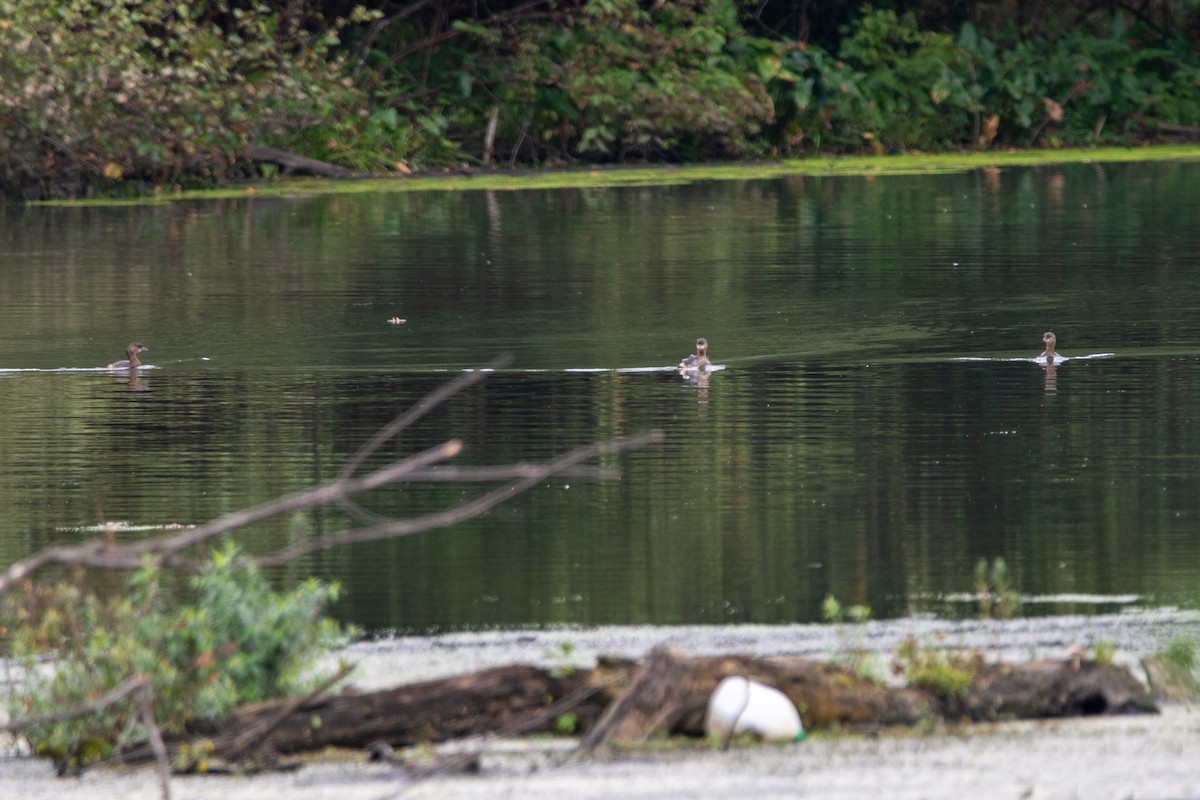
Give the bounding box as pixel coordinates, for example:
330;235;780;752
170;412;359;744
2;0;1200;197
0;0;366;197
5;545;347;771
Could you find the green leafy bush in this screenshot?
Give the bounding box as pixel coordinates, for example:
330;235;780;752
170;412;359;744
0;0;368;197
896;636;978;702
5;544;349;771
956;19;1200;146
457;0;773;162
6;0;1200;192
836;9;974;150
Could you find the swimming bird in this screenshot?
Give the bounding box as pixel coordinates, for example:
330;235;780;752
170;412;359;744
678;337;711;371
1039;331;1057;360
107;342;148;369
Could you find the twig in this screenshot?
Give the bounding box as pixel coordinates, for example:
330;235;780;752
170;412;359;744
390;464;618;482
0;441;464;592
338;354;512;481
395;668;631;793
256;430;663;568
135;683;172;800
0;354;659;600
0;675;149;734
220;663;356;759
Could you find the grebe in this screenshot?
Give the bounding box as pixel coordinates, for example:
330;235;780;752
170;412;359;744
1039;331;1056;360
678;337;711;371
108;342;148;369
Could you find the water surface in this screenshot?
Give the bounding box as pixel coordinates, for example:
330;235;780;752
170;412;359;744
2;160;1199;631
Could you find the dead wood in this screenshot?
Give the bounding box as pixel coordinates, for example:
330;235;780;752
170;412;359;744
247;146;355;178
581;650;933;750
1157;122;1200;139
108;649;1158;771
579;647;701;749
963;659;1160;720
120;664;614;769
118;662;619;767
580;651;1157;749
0;354;663;593
1141;653;1200;703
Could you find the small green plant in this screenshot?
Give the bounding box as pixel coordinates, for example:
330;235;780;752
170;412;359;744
846;604;872;623
1094;640;1116;667
821;594;871;625
545;641;578;678
895;636;977;702
822;594;876;679
4;543;350;772
821;594;843;623
554;712;578;735
974;558;1021;620
1165;637;1197;671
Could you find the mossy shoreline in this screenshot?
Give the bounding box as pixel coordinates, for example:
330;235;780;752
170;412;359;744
37;144;1200;206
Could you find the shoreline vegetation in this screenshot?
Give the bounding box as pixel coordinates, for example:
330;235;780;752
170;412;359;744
31;144;1200;206
3;0;1200;201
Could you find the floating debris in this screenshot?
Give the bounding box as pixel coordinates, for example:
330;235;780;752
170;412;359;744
56;522;197;535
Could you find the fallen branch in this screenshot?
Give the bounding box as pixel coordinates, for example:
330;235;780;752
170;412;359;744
217;663;356;764
0;354;661;591
1;356;665;778
247;146;355;178
1157;122;1200;138
255;430;663;568
0;440;465;587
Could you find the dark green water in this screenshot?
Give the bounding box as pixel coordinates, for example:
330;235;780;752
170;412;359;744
2;160;1199;631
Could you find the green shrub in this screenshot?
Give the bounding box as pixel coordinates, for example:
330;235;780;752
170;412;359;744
836;9;975;150
5;544;349;771
896;636;977;701
0;0;369;197
451;0;772;162
1165;637;1197;671
956;19;1200;147
975;557;1021;620
1094;640;1116;667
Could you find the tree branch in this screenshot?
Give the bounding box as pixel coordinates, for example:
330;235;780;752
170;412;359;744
256;430;662;568
0;356;661;593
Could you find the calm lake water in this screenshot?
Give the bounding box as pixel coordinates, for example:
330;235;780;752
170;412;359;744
2;159;1199;632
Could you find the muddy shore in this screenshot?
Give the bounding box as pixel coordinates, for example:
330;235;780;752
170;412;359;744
4;608;1199;799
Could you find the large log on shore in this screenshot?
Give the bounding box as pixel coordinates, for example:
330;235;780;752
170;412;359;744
129;648;1155;769
963;659;1158;720
212;663;611;759
581;649;1157;747
581;648;935;748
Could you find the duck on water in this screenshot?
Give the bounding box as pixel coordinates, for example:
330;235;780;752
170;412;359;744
1036;331;1070;365
678;337;712;372
1040;331;1057;360
108;342;148;370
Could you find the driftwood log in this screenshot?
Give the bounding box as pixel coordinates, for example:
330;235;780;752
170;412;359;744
123;646;1156;770
1157;122;1200;139
247;146;355;178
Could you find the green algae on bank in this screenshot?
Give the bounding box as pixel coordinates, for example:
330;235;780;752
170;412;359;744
38;144;1200;206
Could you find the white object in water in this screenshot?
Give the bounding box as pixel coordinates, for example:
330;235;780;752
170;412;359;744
704;676;804;742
